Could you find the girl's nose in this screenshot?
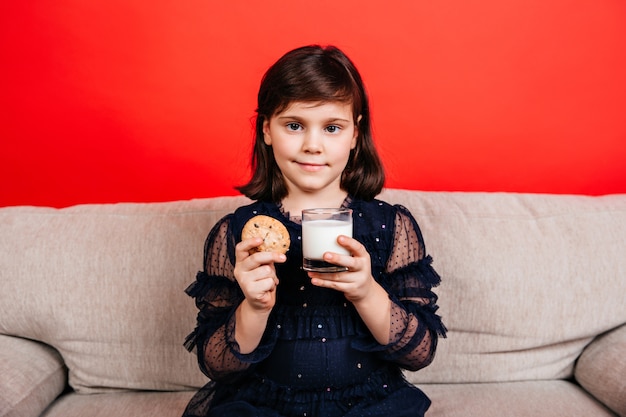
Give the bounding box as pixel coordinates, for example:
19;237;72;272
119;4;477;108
302;131;322;153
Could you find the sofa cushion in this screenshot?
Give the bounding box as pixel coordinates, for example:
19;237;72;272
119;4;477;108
0;196;249;393
40;391;195;417
575;323;626;416
420;380;616;417
0;335;67;417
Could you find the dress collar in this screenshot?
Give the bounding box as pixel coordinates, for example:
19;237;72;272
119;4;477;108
276;195;353;225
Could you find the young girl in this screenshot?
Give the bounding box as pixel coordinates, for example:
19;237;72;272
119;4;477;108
183;45;446;417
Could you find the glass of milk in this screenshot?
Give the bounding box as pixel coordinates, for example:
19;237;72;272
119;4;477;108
302;208;353;273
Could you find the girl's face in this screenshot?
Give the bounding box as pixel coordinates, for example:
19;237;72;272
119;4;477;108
263;101;358;200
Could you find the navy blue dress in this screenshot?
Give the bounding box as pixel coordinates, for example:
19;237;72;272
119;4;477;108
183;197;446;417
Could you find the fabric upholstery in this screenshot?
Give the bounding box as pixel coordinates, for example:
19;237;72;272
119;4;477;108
0;197;249;393
378;190;626;384
421;380;617;417
38;381;616;417
0;335;67;417
1;190;625;417
40;391;195;417
575;324;626;417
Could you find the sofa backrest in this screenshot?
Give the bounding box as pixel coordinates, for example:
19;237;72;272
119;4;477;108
0;197;248;392
380;190;626;384
1;190;625;392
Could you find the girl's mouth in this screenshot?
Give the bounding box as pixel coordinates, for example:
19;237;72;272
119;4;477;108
297;162;325;172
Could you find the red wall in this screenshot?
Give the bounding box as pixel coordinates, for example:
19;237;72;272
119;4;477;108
2;1;625;207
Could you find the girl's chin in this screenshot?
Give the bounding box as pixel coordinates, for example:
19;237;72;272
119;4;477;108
293;183;342;196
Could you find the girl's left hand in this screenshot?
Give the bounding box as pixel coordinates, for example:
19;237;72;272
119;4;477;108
307;235;374;303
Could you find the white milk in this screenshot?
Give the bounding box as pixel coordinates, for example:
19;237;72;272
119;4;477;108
302;219;352;260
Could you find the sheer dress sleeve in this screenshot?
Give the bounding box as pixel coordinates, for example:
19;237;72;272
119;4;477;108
374;205;446;371
184;215;265;383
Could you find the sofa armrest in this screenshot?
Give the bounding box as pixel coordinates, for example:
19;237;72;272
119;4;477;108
575;324;626;417
0;335;67;417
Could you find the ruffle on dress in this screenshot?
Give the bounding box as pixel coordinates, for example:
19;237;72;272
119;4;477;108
183;271;243;353
184;365;422;417
270;304;365;340
382;257;447;337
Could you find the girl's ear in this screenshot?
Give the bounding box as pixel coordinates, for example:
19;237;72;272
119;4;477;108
263;118;272;145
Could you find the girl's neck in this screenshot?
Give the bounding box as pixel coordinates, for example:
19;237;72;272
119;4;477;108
280;189;349;217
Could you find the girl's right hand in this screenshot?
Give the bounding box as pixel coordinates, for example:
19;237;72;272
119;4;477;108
234;237;286;313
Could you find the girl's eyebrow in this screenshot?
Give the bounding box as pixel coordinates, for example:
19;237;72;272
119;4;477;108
276;115;303;121
276;115;352;123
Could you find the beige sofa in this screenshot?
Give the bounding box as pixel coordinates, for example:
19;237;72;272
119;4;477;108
1;189;625;417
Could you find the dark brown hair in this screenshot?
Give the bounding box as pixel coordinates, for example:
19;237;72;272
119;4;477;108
237;45;385;202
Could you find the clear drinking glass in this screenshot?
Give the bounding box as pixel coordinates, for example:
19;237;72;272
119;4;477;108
302;208;353;273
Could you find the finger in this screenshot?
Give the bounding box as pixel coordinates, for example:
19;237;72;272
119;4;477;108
309;273;345;291
336;235;366;256
308;270;341;283
249;251;287;268
237;241;287;267
332;236;369;270
251;274;279;293
317;250;355;273
235;237;264;261
241;267;279;298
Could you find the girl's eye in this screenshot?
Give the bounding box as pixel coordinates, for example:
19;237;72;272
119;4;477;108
286;123;302;131
325;125;341;133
